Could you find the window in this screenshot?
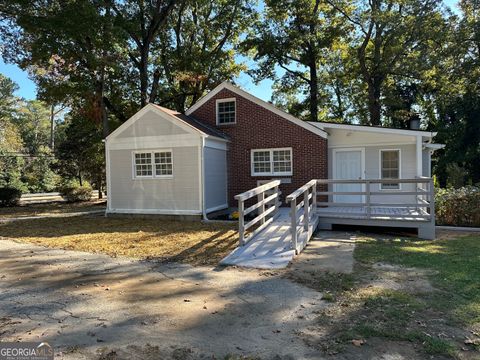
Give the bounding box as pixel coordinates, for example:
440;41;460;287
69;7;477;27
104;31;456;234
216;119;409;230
251;148;292;176
380;150;400;189
134;152;152;177
154;151;173;176
134;150;173;178
216;98;236;124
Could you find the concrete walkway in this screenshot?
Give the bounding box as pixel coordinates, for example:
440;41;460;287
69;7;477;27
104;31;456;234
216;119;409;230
0;239;327;359
291;231;357;274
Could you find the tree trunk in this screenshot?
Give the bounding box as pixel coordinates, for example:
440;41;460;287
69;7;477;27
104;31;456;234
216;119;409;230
50;104;55;151
97;172;103;199
140;47;149;107
367;76;382;126
309;61;318;122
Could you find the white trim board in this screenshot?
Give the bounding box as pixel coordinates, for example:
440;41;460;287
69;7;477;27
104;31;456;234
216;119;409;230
107;134;202;150
328;141;415;149
310;121;436;138
206;203;229;214
186;82;328;139
106;209;202;215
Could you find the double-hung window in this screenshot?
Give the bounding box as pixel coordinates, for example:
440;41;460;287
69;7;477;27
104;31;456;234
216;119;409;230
251;148;292;176
380;149;400;189
216;98;236;125
134;150;173;178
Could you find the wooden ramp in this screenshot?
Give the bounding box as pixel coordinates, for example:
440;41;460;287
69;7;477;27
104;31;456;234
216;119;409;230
220;208;319;269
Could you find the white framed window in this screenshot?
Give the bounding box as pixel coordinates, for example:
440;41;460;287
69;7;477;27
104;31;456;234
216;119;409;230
133;150;173;179
251;148;292;176
216;98;236;125
380;149;401;190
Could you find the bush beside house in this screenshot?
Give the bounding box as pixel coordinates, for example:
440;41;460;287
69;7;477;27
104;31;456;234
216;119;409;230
435;186;480;227
0;187;23;207
59;181;93;202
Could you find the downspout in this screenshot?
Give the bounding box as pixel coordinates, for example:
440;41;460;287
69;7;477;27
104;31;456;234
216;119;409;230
201;136;209;221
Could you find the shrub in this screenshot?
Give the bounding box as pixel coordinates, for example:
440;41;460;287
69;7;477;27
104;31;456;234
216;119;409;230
0;187;22;207
59;182;93;203
435;186;480;227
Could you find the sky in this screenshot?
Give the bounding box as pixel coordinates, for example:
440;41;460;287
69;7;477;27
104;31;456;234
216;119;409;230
0;0;460;102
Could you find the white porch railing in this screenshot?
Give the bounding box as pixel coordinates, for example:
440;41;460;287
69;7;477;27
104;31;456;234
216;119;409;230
285;180;317;252
233;177;435;253
235;180;281;246
316;178;434;220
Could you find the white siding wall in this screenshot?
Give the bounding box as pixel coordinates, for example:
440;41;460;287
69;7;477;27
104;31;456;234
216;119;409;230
106;107;203;215
116;109;188;138
327;128;419;204
108;147;201;213
204;146;228;212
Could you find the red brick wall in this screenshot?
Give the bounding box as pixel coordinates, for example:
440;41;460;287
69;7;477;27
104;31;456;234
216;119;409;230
191;88;328;206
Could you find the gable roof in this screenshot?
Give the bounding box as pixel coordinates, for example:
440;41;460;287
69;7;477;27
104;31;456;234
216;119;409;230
150;104;229;141
106;103;229;142
185;81;328;139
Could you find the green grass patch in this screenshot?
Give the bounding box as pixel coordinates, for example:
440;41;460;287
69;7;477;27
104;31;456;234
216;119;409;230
355;235;480;325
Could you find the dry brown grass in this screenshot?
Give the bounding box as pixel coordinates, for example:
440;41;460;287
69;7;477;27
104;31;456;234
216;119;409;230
0;200;107;219
0;215;238;266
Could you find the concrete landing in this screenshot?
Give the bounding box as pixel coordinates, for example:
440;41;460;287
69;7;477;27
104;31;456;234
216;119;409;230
220;208;319;269
290;231;357;274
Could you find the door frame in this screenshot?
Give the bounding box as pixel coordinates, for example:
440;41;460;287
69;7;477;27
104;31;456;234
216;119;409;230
332;147;366;203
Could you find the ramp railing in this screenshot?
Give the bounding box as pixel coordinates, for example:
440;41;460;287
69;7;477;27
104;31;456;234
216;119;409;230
235;180;281;246
285;180;317;252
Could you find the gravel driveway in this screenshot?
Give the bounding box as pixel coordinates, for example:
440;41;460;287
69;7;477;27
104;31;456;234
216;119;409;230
0;239;328;359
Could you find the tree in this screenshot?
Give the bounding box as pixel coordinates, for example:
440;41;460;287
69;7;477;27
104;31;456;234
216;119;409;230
153;0;256;111
244;0;346;122
327;0;448;125
54;111;105;194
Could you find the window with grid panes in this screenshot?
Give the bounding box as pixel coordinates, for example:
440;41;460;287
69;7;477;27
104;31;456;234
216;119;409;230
216;100;236;124
154;151;173;176
251;148;292;176
380;150;400;189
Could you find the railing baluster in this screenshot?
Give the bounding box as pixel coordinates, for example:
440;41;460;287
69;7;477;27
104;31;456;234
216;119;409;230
290;198;297;251
429;178;435;221
238;199;245;246
303;189;309;231
366;180;371;219
258;191;265;225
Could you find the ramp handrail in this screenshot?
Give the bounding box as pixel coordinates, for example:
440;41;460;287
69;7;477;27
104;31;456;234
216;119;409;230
285;180;317;252
234;180;281;246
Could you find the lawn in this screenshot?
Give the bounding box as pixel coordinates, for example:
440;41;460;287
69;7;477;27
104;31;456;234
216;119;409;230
355;235;480;326
0;200;107;219
296;233;480;358
0;215;238;265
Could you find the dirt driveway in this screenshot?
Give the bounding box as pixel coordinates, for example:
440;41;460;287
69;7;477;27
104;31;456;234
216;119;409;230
0;238;328;359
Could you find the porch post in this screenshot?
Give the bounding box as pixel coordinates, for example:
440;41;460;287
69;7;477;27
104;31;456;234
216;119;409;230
416;136;423;177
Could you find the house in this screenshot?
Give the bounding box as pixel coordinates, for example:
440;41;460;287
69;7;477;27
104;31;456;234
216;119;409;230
105;82;442;236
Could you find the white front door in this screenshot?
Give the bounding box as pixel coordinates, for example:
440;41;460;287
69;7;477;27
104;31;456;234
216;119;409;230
334;149;364;203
